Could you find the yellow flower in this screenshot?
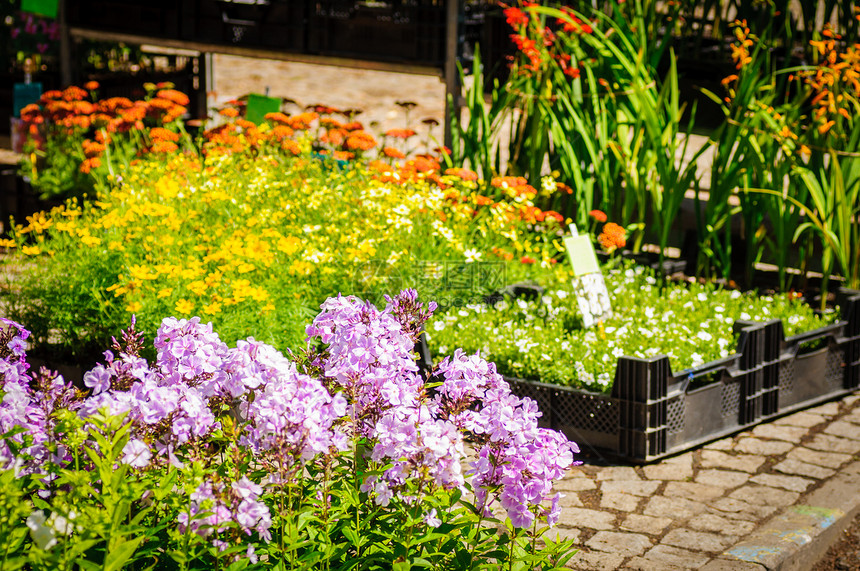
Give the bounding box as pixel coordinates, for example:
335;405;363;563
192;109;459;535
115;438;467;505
127;301;143;313
0;239;16;249
277;236;301;256
21;245;41;256
175;299;194;315
81;235;102;247
157;288;173;298
203;301;222;315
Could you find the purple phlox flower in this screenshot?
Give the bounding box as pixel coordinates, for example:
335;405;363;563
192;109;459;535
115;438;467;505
83;365;111;395
121;438;151;468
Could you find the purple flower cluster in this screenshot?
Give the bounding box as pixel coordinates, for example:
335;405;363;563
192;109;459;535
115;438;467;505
435;350;580;528
0;319;80;474
178;476;272;542
0;288;580;538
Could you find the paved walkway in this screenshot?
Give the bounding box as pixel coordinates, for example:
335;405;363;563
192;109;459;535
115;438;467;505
554;392;860;570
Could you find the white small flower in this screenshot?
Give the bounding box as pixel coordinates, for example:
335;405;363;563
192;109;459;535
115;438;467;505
740;312;751;321
697;331;713;342
433;321;445;331
463;248;482;262
27;511;57;550
697;292;708;302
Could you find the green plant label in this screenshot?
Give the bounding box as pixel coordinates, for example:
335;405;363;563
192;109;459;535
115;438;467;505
246;93;282;125
13;83;42;117
564;234;611;327
563;234;599;276
21;0;58;19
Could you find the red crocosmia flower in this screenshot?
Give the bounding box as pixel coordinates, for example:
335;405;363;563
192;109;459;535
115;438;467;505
504;6;529;27
589;210;608;223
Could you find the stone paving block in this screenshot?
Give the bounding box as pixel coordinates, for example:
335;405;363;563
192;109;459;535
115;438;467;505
629;544;712;569
729;485;799;507
773;457;836;480
733;437;793;456
843;460;860;475
596;467;641;481
708;498;778;522
601;492;640;512
823;419;860;440
844;409;860;425
750;423;808;442
556;478;597;492
806;433;860;454
586;531;652;557
557;507;616;530
664;481;725;501
643;495;708;520
700;558;766;570
786;446;852;469
600;480;661;497
688;513;756;536
749;473;814;493
559;493;584;507
703;437;735;451
700;451;765;473
806;401;840;416
662;529;736;553
643;462;694;481
695;469;750;489
566;550;625;570
621;514;673;535
773;411;827;428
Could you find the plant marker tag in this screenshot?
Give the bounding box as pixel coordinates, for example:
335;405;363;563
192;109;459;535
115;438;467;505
13;83;42;117
21;0;58;18
564;234;599;276
245;93;281;125
564;233;611;328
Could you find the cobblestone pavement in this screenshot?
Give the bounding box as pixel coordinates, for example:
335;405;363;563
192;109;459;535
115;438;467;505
555;393;860;570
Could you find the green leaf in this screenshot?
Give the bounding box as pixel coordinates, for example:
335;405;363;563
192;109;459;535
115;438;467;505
103;536;144;571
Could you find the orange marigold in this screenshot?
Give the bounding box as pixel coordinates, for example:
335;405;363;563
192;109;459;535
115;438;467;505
346;131;377;151
445;167;479;181
62;86;88;102
156;89;190;107
151;140;179;154
79;157;101;173
219;107;240;118
598;222;626;252
383;146;406;159
150;127;180;142
589;209;607;222
385;128;417;139
84;81;100;91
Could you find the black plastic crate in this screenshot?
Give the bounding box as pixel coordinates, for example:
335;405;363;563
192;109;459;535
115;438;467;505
421;287;860;463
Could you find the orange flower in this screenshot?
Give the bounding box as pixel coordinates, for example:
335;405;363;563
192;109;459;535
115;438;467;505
589;209;607;223
282;140;301;155
82;139;106;158
385;128;417;139
345;130;377;151
598;222;626;252
62;86;88;102
156;89;190;107
151;140;179;154
520;256;536;264
79;157;101;174
219;107;240;118
444;167;479;181
265;112;291;125
150;127;180;142
383;146;406;159
84;81;100;91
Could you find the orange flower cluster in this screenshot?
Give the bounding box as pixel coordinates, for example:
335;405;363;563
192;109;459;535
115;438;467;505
20;82;189;174
598;222;626;252
729;20;754;70
800;28;860;137
491;176;538;198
